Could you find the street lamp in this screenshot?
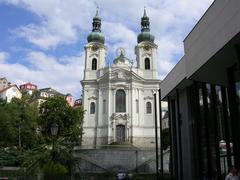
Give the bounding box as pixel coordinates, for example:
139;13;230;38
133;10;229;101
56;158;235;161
50;123;58;158
50;123;58;136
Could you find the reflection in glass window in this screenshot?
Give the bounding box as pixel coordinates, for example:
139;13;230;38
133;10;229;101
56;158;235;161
215;86;225;141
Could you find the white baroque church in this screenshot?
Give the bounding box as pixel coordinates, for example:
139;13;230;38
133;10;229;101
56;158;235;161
81;9;161;148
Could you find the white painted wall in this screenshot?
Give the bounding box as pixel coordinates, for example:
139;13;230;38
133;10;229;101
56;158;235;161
0;86;22;102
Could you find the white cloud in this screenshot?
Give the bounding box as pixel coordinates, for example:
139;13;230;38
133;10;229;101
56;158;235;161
1;0;214;89
0;52;9;63
0;51;85;98
12;22;77;50
103;22;137;60
5;0;94;49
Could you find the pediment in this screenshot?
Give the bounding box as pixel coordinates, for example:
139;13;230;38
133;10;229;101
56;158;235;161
98;68;145;83
111;70;131;81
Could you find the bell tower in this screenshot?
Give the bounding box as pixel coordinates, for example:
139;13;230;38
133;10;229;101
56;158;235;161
83;8;108;80
135;8;158;79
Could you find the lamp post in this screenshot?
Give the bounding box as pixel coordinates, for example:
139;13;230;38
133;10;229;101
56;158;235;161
154;93;159;179
50;123;58;153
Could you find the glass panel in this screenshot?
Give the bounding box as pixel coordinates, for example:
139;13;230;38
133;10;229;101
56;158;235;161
198;86;209;178
216;86;229;174
234;70;240;117
233;68;240;166
206;84;218;177
216;86;224;140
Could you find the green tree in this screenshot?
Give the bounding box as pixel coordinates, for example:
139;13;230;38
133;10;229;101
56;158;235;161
38;96;84;176
0;95;39;149
0;99;16;147
0;94;84;176
38;96;84;145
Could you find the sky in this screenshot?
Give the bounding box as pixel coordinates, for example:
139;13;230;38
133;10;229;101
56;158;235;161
0;0;214;99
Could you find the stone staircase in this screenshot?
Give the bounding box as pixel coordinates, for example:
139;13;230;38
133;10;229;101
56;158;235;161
73;147;158;174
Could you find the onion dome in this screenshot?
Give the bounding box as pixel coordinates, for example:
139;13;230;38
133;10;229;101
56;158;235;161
87;8;105;44
137;8;155;43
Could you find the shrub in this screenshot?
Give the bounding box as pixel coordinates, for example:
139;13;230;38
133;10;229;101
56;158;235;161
43;161;68;180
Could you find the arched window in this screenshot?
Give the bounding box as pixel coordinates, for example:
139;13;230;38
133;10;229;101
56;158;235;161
92;58;97;70
145;58;150;70
116;89;126;112
146;102;152;114
90;102;95;114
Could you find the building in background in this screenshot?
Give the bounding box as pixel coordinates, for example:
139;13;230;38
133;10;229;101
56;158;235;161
0;78;75;107
36;87;64;106
19;82;38;95
74;98;82;107
66;93;74;107
0;77;9;90
0;84;22;102
36;87;74;107
160;1;240;179
162;111;169;130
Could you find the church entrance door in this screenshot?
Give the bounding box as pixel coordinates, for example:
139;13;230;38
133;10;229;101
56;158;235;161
116;125;125;142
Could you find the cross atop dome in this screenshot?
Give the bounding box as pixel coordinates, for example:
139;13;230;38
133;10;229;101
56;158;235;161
92;7;101;32
141;7;150;32
137;7;155;43
87;7;105;44
143;6;147;18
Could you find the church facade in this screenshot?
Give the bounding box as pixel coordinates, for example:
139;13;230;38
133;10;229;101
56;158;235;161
81;9;160;148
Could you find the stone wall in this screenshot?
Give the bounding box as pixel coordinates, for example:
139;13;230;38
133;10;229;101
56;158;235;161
73;148;170;174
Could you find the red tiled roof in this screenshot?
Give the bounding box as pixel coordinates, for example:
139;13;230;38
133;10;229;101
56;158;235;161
20;82;37;87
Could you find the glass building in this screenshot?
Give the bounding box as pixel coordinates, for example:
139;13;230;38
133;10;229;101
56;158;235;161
159;1;240;179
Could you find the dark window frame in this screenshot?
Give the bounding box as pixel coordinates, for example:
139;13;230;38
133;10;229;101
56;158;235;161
146;101;152;114
92;58;97;70
90;102;95;114
116;89;126;112
145;58;150;70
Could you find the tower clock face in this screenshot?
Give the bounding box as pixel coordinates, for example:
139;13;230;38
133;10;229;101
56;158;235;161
91;45;99;51
144;45;150;51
